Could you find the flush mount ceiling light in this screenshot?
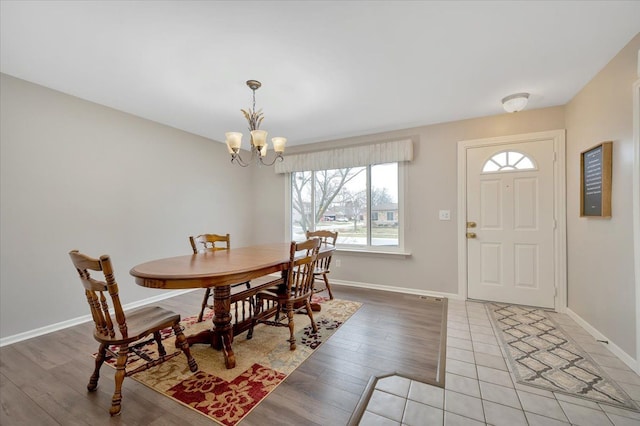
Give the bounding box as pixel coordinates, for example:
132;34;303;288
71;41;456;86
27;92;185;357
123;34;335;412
501;92;530;113
225;80;286;167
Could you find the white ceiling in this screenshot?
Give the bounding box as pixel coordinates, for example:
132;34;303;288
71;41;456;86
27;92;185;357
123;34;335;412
1;1;639;147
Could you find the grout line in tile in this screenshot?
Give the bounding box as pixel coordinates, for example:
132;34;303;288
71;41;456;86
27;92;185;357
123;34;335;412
357;300;640;426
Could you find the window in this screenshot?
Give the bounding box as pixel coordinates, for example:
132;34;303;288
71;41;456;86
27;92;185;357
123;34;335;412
482;151;536;173
291;162;401;248
280;139;411;251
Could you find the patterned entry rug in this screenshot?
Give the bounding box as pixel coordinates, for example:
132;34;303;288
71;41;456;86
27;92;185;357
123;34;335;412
487;303;638;411
97;298;361;425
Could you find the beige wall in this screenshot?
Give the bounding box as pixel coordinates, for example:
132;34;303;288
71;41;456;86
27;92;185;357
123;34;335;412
249;164;287;245
0;74;271;338
565;34;640;357
280;108;565;294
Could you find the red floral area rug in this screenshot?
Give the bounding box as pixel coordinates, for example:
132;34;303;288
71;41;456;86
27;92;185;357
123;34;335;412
98;298;361;425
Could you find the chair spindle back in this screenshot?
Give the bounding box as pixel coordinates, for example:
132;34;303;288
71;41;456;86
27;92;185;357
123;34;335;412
305;230;337;271
69;250;128;339
287;238;320;299
189;233;231;253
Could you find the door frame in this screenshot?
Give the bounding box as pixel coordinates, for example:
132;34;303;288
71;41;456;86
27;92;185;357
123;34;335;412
632;78;639;372
457;130;567;312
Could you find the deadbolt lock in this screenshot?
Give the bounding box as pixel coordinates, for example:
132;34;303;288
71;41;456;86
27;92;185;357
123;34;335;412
467;221;477;228
466;232;477;239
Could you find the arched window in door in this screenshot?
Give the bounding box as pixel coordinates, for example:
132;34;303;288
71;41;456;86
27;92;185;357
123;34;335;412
482;151;536;173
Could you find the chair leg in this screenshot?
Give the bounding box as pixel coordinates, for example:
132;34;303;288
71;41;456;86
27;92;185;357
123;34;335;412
305;298;319;333
154;331;166;357
173;324;198;372
247;324;254;340
245;282;256;311
88;343;107;392
197;288;211;322
110;345;129;416
274;298;285;322
248;297;264;340
286;302;296;351
323;273;334;299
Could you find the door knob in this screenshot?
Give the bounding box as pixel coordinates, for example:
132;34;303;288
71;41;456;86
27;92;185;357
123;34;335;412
467;221;477;228
466;232;477;239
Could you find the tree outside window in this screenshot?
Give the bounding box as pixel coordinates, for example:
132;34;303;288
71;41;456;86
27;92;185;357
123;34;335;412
291;163;399;247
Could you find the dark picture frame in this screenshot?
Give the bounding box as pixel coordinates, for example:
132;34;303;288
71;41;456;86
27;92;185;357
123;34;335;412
580;141;612;218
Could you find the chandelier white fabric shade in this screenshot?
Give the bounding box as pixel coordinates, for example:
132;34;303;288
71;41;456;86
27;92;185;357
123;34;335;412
501;93;530;113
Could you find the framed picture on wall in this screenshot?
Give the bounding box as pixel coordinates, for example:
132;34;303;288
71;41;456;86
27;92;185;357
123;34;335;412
580;141;612;217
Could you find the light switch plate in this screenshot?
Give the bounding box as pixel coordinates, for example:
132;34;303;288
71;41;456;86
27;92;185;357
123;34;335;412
439;210;451;220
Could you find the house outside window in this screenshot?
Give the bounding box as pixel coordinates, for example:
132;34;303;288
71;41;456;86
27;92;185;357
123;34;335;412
371;203;398;227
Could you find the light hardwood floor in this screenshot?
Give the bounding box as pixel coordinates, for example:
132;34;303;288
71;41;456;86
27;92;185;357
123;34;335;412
0;285;445;425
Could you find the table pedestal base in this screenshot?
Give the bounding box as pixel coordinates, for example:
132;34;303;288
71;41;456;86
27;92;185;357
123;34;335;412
185;285;236;369
185;328;235;369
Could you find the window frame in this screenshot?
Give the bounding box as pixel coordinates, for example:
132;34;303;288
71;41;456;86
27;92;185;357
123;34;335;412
285;162;406;254
481;150;537;174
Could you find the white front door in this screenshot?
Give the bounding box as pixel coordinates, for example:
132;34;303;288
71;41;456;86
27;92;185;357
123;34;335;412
466;139;556;308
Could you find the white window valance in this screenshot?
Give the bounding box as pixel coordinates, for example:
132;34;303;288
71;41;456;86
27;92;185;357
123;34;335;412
274;139;413;174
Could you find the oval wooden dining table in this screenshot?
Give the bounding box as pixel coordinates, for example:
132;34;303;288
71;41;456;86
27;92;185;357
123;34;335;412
130;242;333;369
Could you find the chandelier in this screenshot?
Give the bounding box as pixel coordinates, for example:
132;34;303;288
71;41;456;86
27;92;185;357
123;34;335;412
225;80;286;167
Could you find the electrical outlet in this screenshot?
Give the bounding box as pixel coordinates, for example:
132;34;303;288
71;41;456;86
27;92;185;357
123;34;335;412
335;259;341;267
439;210;451;220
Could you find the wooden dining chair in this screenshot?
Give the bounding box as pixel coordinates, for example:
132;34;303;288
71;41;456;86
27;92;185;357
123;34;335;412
189;233;251;322
249;238;321;350
305;230;338;300
69;250;198;416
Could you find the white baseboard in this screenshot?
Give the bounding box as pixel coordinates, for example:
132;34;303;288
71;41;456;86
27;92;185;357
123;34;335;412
1;281;463;348
0;289;197;348
565;308;639;374
332;279;463;301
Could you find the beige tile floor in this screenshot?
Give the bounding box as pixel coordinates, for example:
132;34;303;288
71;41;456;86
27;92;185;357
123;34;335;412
358;299;640;425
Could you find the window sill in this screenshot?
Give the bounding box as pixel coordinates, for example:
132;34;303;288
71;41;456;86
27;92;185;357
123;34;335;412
335;247;412;258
